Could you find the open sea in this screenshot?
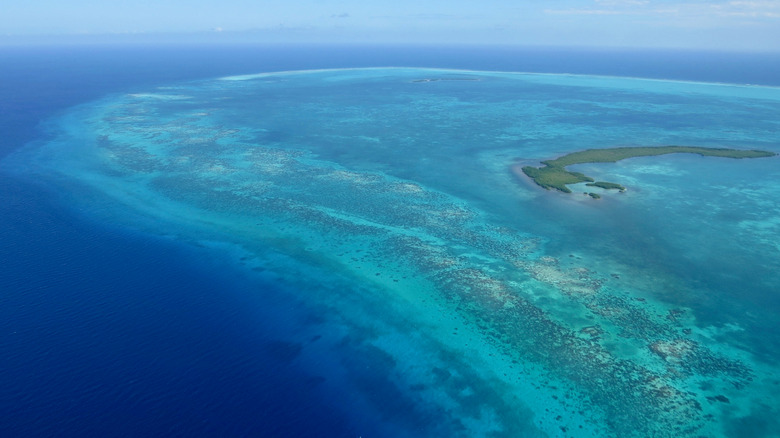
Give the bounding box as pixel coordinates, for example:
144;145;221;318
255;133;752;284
1;44;779;437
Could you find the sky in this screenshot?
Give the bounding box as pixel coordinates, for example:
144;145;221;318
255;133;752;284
2;0;780;51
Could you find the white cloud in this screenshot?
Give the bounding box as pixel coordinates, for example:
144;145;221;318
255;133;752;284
544;8;628;15
544;0;780;20
720;0;780;17
594;0;650;5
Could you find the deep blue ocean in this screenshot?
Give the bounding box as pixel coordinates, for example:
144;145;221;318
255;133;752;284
1;44;779;437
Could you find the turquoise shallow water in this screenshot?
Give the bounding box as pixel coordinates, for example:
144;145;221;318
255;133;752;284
7;68;780;437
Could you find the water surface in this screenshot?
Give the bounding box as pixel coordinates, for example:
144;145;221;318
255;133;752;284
4;64;780;437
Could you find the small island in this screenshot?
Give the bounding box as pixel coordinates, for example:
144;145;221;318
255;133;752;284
518;146;776;195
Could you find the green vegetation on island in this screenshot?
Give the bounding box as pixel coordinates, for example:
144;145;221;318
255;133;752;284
586;181;626;191
519;146;776;195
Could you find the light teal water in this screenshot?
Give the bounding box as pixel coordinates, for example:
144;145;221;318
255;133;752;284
9;68;780;437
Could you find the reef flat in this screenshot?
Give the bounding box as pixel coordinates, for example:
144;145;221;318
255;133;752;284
519;146;776;195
